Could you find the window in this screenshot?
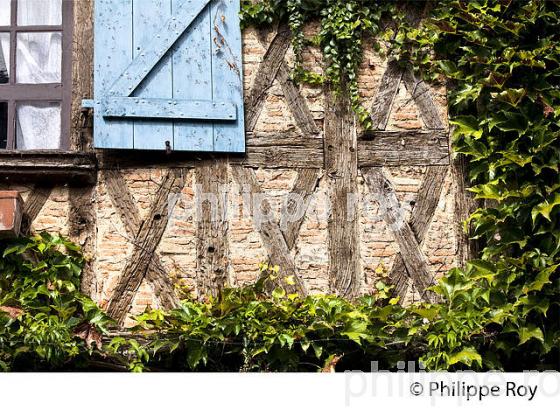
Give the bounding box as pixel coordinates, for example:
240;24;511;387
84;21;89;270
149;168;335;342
0;0;72;150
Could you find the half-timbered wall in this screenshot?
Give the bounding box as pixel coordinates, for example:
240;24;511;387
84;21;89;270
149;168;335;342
1;2;476;326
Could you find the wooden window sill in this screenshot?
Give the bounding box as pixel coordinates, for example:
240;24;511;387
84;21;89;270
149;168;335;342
0;151;97;185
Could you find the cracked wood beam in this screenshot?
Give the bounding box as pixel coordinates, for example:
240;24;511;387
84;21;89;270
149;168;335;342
245;27;292;132
250;27;321;136
370;60;404;130
69;186;97;296
21;185;53;234
324;90;361;297
280;168;321;250
231;165;307;296
363;167;438;303
103;170;180;322
387;166;448;299
402;68;446;130
275;64;320;135
195;159;229;297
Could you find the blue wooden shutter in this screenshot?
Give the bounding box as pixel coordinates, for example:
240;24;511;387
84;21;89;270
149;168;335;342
88;0;245;153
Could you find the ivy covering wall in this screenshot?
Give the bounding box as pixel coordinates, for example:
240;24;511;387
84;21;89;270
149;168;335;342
1;0;559;371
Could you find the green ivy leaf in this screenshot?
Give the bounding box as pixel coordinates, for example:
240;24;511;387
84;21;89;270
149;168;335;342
448;347;482;367
518;325;544;345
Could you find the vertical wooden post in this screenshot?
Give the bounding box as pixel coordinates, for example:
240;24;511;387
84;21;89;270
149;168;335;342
324;89;361;297
195;159;229;297
452;153;481;267
69;185;97;296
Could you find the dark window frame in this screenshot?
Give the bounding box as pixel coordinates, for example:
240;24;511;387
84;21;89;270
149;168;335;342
0;0;73;150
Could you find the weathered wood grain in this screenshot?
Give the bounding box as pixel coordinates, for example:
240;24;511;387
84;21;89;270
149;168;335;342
69;186;97;296
230;166;307;295
253;27;319;135
363;167;438;303
402;69;445;130
388;166;448;299
20;185;53;234
195;160;229;297
245;27;292;132
103;170;178;311
71;0;94;150
452;152;481;268
0;151;97;184
230;132;324;168
280;168;321;250
276;64;320;135
358;130;449;167
370;60;403;130
324;90;361;297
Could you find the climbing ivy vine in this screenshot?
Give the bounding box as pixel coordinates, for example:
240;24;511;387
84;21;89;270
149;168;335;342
240;0;560;370
1;1;558;372
241;0;423;127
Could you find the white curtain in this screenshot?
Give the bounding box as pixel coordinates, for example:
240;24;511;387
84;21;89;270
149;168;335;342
17;0;61;26
0;33;8;82
0;0;10;25
16;32;61;83
17;102;61;149
15;0;63;149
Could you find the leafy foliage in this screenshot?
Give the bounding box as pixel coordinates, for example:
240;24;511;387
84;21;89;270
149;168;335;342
109;264;420;372
1;1;559;372
0;233;112;371
238;0;560;370
241;0;420;127
409;0;560;371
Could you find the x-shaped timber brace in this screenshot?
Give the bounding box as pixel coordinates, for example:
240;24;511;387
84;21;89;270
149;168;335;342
90;26;453;322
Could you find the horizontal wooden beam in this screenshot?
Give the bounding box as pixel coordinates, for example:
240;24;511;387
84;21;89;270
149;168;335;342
100;97;237;121
230;132;324;168
358;130;450;167
0;151;97;184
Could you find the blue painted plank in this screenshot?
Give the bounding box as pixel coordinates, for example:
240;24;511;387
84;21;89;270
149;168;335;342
108;0;211;98
211;0;245;153
102;97;237;120
172;0;214;151
93;0;134;149
132;0;174;150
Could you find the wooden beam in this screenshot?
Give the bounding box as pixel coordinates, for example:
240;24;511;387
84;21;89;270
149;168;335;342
324;90;361;297
101;97;237;121
246;27;292;132
0;151;97;184
20;185;53;234
231;132;323;168
387;166;448;299
280;168;321;250
276;64;320;135
452;153;481;267
69;185;97;296
370;60;403;130
363;167;438;303
195;160;229;297
230;166;307;296
358;130;450;167
402;68;446;130
103;169;178;311
253;27;320;135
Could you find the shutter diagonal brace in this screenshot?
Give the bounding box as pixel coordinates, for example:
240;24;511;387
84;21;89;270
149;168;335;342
108;0;211;97
90;0;235;123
